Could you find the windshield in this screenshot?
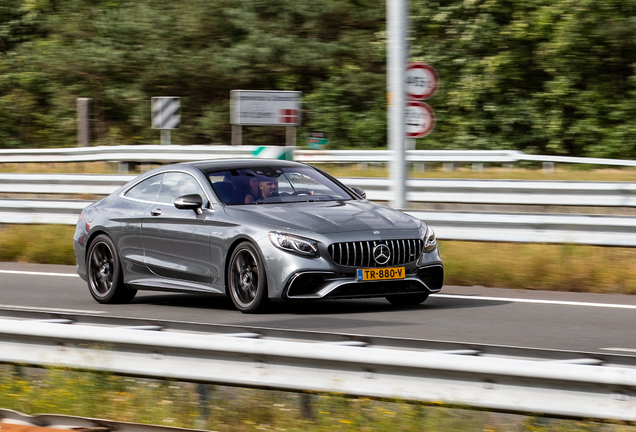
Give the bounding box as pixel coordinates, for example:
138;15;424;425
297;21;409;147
206;165;354;205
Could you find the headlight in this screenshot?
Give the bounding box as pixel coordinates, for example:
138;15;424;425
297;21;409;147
269;232;319;257
423;225;437;253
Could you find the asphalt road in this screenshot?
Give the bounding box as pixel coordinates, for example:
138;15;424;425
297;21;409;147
1;262;635;356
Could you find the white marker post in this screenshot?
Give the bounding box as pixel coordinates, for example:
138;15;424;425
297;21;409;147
151;97;181;145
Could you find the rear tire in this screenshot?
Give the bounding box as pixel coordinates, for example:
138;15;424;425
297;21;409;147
227;241;269;313
87;234;137;304
386;293;429;307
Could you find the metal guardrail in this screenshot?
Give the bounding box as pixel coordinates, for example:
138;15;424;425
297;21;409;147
2;144;636;167
2;199;635;246
350;178;636;207
0;317;634;422
0;307;634;367
405;210;636;247
5;174;636;207
0;199;89;224
2;174;636;246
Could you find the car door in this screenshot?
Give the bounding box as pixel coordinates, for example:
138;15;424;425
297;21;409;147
141;171;214;285
118;173;164;278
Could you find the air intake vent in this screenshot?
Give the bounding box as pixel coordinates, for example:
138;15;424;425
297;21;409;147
328;239;422;267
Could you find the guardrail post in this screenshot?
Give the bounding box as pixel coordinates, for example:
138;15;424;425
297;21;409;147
443;163;454;172
543;162;555;174
299;393;314;419
196;383;211;427
472;163;483;172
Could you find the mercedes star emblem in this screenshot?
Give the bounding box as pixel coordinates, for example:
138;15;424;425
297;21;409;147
373;244;391;265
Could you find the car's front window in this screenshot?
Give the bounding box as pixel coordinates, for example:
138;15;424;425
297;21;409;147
206;166;353;205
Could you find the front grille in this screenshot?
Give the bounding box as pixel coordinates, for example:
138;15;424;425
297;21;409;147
328;239;422;267
325;280;426;299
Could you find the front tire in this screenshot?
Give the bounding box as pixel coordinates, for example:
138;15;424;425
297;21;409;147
386;293;429;307
87;234;136;304
227;241;269;313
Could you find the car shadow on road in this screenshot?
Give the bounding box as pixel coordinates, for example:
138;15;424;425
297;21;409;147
129;292;510;315
131;292;236;310
273;296;510;315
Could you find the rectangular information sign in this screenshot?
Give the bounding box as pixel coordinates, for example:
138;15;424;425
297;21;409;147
231;90;302;126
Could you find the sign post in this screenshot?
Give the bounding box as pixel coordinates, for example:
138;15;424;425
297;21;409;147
77;98;90;147
387;0;408;210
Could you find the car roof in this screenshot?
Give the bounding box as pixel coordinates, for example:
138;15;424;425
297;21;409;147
188;158;307;172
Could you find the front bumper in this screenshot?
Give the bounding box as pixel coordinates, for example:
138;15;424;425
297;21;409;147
283;264;444;300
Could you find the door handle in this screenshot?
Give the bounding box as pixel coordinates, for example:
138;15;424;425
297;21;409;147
150;208;162;216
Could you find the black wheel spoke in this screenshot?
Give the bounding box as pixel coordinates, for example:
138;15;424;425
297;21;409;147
91;252;101;268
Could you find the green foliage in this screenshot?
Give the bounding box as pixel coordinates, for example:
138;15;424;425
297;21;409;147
2;0;636;156
411;0;636;157
0;0;386;148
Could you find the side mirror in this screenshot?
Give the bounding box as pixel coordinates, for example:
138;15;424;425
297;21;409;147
351;187;367;199
174;194;204;214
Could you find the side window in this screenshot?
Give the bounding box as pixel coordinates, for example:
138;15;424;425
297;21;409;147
157;172;209;207
124;174;163;202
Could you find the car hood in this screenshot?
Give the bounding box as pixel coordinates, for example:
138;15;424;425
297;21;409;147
223;200;420;234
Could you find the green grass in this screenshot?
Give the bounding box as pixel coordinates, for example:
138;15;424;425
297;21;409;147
440;241;636;295
1;366;634;432
3;225;636;295
0;225;76;264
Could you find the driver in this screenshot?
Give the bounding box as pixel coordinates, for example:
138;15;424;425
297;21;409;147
259;177;279;199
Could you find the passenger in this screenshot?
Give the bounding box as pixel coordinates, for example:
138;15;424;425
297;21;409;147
244;176;262;203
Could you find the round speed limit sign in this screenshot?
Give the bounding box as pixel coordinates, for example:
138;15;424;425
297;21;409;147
405;62;438;100
405;101;435;138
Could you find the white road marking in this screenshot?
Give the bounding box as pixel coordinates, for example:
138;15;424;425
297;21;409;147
0;269;80;278
431;294;636;310
0;304;107;314
600;347;636;353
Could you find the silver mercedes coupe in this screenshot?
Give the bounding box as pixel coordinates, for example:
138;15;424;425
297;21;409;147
73;159;443;313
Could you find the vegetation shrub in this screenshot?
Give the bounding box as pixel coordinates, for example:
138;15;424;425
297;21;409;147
2;0;636;158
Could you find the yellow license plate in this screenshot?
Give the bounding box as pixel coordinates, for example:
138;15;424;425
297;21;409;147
357;267;405;281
